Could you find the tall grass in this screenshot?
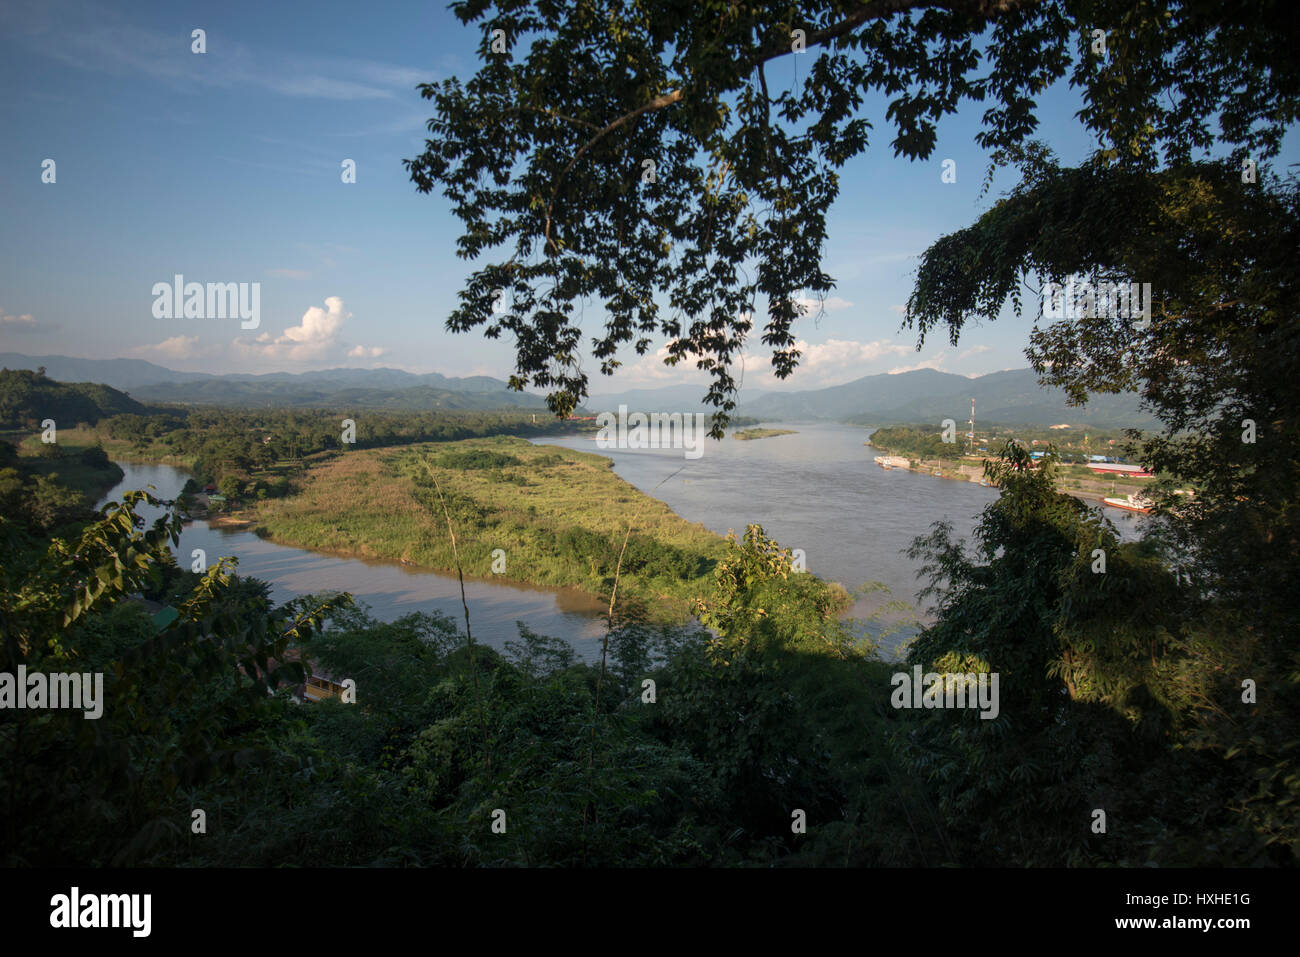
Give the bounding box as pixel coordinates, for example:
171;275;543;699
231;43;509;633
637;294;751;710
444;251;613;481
252;437;727;620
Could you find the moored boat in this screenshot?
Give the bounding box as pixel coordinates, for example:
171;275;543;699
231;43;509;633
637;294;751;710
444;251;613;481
1103;492;1153;514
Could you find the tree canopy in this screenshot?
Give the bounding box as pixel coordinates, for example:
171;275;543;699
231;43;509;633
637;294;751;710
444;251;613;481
406;0;1300;431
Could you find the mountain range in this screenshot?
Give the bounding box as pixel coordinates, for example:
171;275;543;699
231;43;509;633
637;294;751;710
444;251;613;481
0;353;1155;427
0;353;549;411
592;369;1155;428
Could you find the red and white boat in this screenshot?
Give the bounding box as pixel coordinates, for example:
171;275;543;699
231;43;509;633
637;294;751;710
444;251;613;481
1102;492;1153;514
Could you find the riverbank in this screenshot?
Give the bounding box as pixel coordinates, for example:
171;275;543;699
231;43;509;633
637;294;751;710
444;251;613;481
868;447;1158;505
734;428;797;440
4;430;125;503
233;436;739;623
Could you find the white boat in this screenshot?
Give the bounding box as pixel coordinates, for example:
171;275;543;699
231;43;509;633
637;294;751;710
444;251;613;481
1103;492;1153;514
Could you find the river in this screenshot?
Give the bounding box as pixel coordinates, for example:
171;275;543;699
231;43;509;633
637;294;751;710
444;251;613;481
96;462;611;658
99;424;1146;660
531;422;1147;654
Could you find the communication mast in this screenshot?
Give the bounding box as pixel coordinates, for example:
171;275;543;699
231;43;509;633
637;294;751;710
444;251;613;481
967;398;975;456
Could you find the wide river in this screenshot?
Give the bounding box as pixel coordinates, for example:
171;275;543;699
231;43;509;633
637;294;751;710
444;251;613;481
99;422;1145;660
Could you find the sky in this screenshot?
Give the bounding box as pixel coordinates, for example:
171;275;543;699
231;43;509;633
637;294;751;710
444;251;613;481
2;0;1294;396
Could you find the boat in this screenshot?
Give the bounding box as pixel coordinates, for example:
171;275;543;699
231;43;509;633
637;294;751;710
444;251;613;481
1087;462;1154;478
1102;492;1153;514
874;455;909;470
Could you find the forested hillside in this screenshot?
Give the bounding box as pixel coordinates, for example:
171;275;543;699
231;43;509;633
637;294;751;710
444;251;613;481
0;368;152;430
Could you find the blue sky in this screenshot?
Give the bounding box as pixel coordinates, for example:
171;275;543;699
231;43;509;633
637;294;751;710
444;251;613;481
2;0;1293;395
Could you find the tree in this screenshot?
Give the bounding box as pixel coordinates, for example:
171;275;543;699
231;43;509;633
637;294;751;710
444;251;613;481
900;444;1253;864
1;493;348;865
405;0;1300;432
217;475;242;502
905;155;1300;860
28;474;90;532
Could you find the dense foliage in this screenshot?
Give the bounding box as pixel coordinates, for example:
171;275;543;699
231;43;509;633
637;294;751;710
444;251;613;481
93;406;586;487
405;0;1300;431
0;368;150;430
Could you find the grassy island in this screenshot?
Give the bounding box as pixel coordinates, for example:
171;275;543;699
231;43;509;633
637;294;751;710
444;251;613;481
249;436;733;620
733;428;797;441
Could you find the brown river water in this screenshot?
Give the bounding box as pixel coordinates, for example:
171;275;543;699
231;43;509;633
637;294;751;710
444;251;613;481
99;422;1145;660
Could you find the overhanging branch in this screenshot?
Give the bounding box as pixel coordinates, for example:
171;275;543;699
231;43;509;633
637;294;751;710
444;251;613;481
752;0;1044;65
543;88;685;254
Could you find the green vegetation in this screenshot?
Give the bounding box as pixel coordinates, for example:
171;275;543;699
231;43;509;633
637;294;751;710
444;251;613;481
0;434;123;538
733;428;796;441
866;424;1164;499
0;498;923;866
868;423;1140;464
248;436;803;619
0;367;151;430
6;0;1299;870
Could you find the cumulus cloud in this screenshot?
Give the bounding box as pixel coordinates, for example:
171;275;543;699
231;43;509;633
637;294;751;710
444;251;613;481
235;296;345;362
798;338;911;370
282;296;348;346
958;344;990;360
230;296;383;366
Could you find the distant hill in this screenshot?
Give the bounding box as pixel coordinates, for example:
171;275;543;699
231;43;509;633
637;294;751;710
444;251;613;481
737;368;958;420
0;353;1156;426
128;379;551;410
588;368;1155;428
585;384;771;413
733;367;1155;428
0;368;151;429
860;369;1158;427
0;353;550;411
0;354;211;391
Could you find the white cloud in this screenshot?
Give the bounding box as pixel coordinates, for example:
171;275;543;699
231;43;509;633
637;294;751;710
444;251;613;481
888;354;947;374
598;337;922;391
140;335;205;360
232;296;383;365
607;345;712;388
890;304;907;315
798;338;911;370
0;308;36;326
958;344;990;360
